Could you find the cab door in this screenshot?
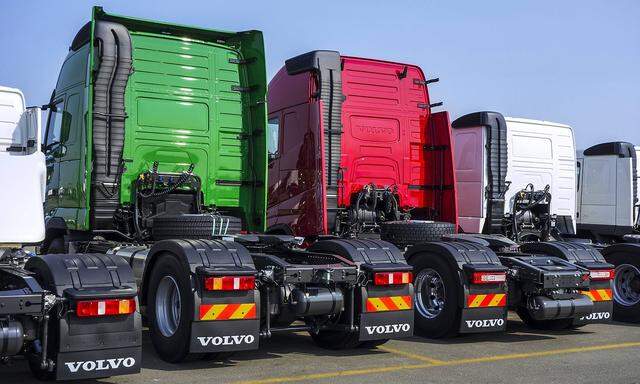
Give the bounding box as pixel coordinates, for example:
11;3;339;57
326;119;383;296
56;91;84;226
43;97;66;217
266;114;282;227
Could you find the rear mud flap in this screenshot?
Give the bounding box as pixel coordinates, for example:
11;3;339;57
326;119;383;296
459;307;507;333
574;300;613;325
190;319;260;353
359;310;414;341
56;346;141;380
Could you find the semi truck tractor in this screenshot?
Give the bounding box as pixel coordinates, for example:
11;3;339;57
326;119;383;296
267;51;613;337
451;111;614;325
576;141;640;321
40;7;414;362
452;112;620;324
0;86;141;380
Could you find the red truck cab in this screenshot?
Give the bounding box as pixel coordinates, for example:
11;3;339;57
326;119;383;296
267;51;457;238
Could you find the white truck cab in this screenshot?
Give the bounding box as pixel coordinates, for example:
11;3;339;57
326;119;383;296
452;111;576;240
576;142;639;240
0;86;45;245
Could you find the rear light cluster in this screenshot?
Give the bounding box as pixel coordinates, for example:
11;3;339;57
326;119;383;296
590;269;615;281
471;271;507;284
373;272;413;286
204;276;255;291
76;298;136;317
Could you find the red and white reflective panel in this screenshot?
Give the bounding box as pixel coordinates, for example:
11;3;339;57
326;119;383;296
373;272;413;286
471;271;507;284
204;276;255;291
76;298;136;317
590;269;615;281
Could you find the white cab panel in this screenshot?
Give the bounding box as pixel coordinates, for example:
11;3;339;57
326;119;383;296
504;117;576;230
0;86;46;244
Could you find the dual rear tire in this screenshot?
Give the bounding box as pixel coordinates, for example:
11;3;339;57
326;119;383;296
605;252;640;322
146;255;234;362
410;254;461;338
147;255;193;363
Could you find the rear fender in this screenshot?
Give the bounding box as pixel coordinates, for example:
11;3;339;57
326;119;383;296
520;241;614;324
25;253;141;380
142;239;260;353
405;241;504;302
405;241;508;333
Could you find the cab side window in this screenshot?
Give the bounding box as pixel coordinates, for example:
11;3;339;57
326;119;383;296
267;116;280;160
44;99;65;151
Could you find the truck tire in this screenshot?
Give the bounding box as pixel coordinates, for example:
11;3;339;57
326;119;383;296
410;254;461;338
515;307;576;330
380;221;456;247
147;255;194;362
604;251;640;322
152;214;242;240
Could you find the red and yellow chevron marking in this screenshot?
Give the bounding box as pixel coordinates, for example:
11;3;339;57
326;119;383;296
366;295;412;312
583;289;612;302
467;293;506;308
199;303;256;321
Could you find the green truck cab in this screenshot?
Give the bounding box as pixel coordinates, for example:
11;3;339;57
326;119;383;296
44;6;267;241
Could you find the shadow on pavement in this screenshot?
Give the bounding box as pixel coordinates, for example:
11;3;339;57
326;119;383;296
404;319;594;345
140;330;385;372
0;317;603;380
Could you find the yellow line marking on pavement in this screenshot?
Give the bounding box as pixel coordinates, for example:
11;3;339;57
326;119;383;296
232;363;434;384
377;345;445;364
437;341;640;366
231;341;640;384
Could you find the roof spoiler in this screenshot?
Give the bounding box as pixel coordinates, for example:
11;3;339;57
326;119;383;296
584;142;637;158
451;111;506;130
285;50;341;76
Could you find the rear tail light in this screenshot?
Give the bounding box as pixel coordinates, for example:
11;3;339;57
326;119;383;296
204;276;255;291
76;298;136;317
373;272;413;286
590;269;615;281
471;271;507;284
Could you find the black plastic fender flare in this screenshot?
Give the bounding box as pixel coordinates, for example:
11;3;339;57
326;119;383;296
24;253;142;379
140;239;256;307
601;242;640;261
404;241;503;303
519;241;609;265
25;253;137;297
308;238;408;266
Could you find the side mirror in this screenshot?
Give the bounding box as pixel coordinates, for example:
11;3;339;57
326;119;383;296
25;106;42;150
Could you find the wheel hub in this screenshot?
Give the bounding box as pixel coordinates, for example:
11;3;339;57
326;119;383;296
613;264;640;307
155;275;181;337
414;268;446;319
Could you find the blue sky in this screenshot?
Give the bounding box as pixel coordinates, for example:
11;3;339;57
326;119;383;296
1;0;638;149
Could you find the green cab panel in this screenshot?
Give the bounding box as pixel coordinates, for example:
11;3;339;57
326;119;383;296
122;33;254;210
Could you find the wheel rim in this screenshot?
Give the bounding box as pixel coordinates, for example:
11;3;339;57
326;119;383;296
415;268;446;319
155;276;181;337
613;264;640;306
